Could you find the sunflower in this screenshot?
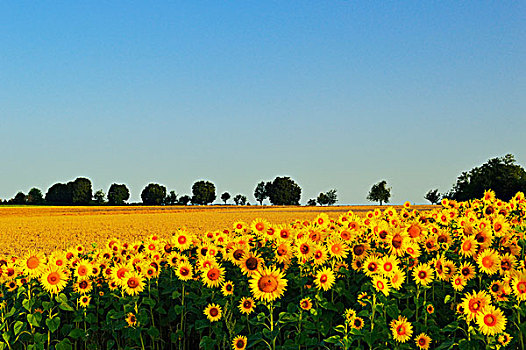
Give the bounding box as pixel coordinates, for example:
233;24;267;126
126;312;137;327
412;263;434;286
499;253;517;275
404;241;421;259
295;238;313;261
511;270;526;301
299;297;312;311
459;262;477;281
426;304;434;314
251;218;270;236
390;268;406;290
459;236;478;257
390;315;413;343
73;278;93;294
351;317;364;330
327;238;350;260
249;266;288;303
111;263;132;287
372;275;390;296
477;249;501;276
175;261;193;281
239;252;264;277
311;244;329;266
476;305;507;336
275;242;293;264
204;303;222;322
40;265;69;295
20;250;46;278
233;221;247;234
123;271;145;296
231;335;247;350
379;255;399;277
221;281;235;296
314;267;336;292
238;297;255;315
350;242;369;261
78;295;91;308
172;230;192;251
497;332;512;346
386;228;408;257
202;265;225;288
363;255;381;277
451;274;467;292
228;247;247;265
415;333;432;350
461;290;492;322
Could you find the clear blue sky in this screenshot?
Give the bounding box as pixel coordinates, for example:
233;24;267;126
1;2;525;204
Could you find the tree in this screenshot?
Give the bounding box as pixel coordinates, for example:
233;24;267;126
107;184;130;205
191;180;216;205
69;177;93;205
234;194;247;205
141;183;167;205
317;189;338;206
166;191;178;205
45;183;72;205
254;181;268;205
266;177;301;205
13;192;26;204
26;188;44;204
307;198;317;206
367;180;391;205
178;195;191;205
445;154;526;201
221;192;231;205
425;189;441;205
94;189;106;204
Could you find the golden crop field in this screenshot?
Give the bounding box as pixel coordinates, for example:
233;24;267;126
0;205;436;256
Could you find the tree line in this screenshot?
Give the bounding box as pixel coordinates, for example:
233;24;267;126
1;176;339;206
3;154;525;206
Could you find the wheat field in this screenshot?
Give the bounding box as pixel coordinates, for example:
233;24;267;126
0;205;436;256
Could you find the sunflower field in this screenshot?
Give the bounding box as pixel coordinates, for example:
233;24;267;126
0;190;525;350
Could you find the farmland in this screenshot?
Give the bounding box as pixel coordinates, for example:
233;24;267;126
0;205;435;256
0;195;524;349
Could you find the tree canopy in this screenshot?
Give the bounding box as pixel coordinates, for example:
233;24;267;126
445;154;526;201
425;189;441;205
26;188;44;204
317;189;337;206
141;183;166;205
266;177;301;205
191;180;216;205
221;192;231;204
254;181;268;205
108;184;130;205
367;180;391;205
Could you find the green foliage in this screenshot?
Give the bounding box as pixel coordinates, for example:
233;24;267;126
425;189;441;204
45;183;72;205
107;183;130;205
317;189;337;206
366;180;391;205
178;195;191;205
233;194;247;205
166;190;178;205
254;181;268;205
141;183;167;205
266;177;301;205
93;189;106;204
220;192;231;204
12;192;27;205
70;178;93;205
445;154;526;201
26;188;44;205
307;198;317;206
191;180;216;205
